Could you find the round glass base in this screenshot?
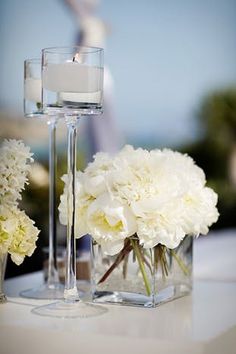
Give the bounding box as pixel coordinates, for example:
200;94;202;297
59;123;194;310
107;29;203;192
32;300;108;318
20;283;64;300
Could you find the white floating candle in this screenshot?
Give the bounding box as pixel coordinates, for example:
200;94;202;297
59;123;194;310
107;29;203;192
58;91;102;104
24;78;42;103
43;63;103;93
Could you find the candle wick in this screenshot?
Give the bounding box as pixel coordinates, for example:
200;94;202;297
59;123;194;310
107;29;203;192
72;53;80;63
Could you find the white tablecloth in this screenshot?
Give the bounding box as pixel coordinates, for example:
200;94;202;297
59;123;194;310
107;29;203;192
1;230;236;354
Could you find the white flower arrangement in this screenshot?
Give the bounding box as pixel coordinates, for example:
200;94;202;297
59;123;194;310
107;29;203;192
0;139;39;265
59;145;219;256
0;205;39;265
0;139;33;206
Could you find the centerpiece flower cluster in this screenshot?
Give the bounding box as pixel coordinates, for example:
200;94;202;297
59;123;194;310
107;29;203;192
0;139;39;265
59;145;219;299
59;145;219;254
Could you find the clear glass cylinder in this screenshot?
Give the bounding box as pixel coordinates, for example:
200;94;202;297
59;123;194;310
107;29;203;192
21;58;63;300
42;46;104;117
91;236;192;307
24;58;43;118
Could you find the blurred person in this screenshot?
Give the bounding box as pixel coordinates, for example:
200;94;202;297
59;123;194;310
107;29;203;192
64;0;124;253
64;0;123;161
65;0;107;48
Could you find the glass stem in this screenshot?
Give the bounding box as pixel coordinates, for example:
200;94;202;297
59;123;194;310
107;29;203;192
47;119;59;287
64;117;79;302
0;253;7;303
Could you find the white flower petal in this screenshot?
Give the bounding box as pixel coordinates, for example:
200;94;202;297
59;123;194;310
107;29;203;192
86;193;137;255
100;239;124;256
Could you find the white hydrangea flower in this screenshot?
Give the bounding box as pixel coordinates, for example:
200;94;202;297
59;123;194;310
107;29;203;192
8;208;39;265
0;205;17;254
0;139;33;206
0;205;39;265
0;139;40;265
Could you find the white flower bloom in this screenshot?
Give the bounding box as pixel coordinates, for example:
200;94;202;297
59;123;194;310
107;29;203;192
8;208;39;265
59;145;219;254
0;205;17;254
58;172;94;238
180;186;219;236
87;193;137;255
83;152;114;197
0;206;39;265
132;197;185;249
0;139;33;206
0;139;39;265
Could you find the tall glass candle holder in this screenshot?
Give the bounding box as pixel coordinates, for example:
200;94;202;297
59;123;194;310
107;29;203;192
21;59;63;299
32;46;106;318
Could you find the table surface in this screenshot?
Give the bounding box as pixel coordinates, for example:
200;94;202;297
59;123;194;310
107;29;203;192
1;230;236;354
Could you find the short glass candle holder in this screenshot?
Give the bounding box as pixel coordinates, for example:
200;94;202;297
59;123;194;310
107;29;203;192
91;235;192;308
42;46;104;117
24;58;43;118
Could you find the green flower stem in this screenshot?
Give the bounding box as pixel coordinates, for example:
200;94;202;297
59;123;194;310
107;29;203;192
170;250;190;276
159;246;168;277
36;102;42;110
97;241;133;284
130;239;151;296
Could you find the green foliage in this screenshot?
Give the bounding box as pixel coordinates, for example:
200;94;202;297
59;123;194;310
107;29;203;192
199;88;236;147
183;88;236;229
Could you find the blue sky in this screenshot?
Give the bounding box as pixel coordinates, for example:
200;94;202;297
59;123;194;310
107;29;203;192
1;0;236;146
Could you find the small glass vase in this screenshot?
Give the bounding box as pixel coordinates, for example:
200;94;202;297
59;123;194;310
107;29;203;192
91;235;192;307
0;253;7;304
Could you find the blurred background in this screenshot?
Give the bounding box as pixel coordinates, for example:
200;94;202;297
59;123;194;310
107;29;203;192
1;0;236;277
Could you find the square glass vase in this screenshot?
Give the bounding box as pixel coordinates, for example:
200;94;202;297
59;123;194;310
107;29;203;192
91;236;192;308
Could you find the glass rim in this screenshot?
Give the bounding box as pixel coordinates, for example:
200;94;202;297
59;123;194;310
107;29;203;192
24;58;41;64
42;46;104;55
